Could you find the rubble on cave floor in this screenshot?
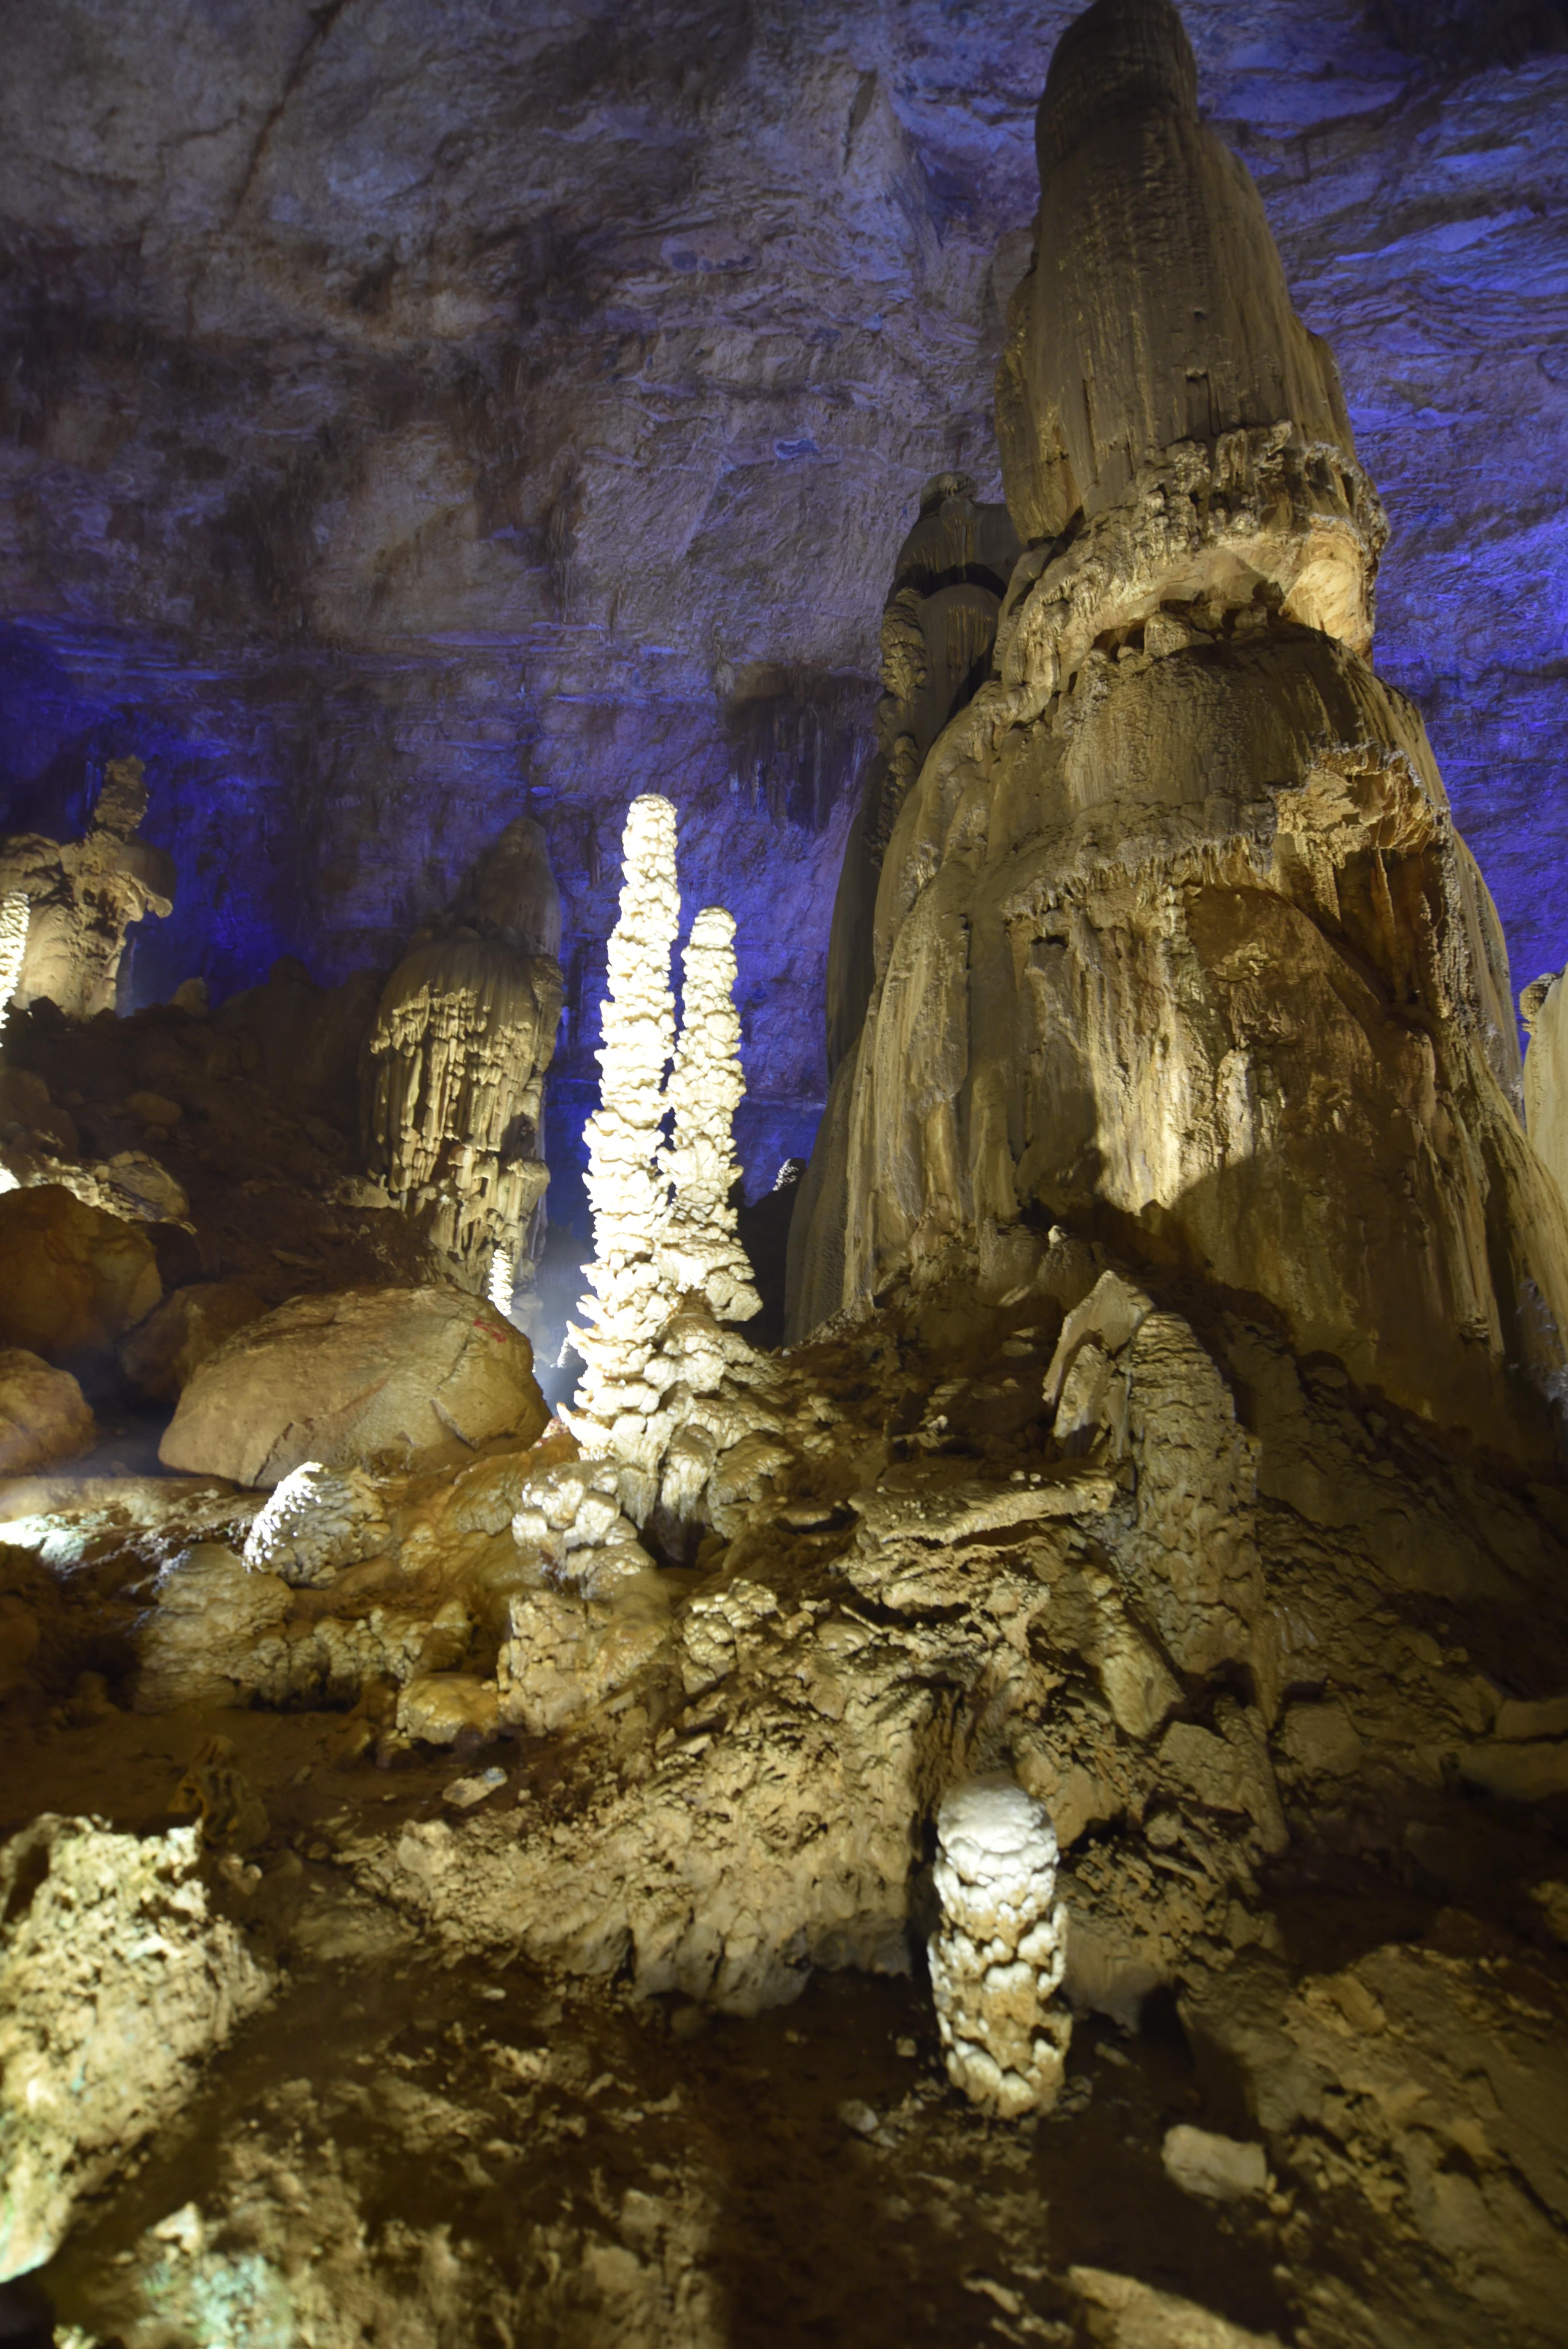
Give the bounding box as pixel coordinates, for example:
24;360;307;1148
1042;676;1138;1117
3;1219;1568;2345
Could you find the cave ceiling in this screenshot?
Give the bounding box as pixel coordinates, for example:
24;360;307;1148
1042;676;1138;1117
1;0;1565;1207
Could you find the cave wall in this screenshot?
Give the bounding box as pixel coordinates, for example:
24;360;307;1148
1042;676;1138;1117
0;0;1564;1218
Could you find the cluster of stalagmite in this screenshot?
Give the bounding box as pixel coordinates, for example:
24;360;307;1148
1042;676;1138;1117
566;796;762;1515
789;0;1568;1460
929;1777;1071;2119
0;757;174;1021
360;818;563;1305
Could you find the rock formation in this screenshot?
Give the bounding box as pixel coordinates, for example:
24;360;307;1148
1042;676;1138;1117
658;907;761;1326
790;0;1568;1461
0;759;175;1021
568;793;684;1464
1523;965;1568;1214
0;1349;94;1475
5;10;1568;2348
929;1775;1071;2118
0;1816;271;2281
567;797;766;1519
361;819;563;1303
0;894;28;1040
159;1285;547;1486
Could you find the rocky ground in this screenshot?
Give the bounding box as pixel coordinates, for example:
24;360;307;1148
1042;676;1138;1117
5;1205;1568;2346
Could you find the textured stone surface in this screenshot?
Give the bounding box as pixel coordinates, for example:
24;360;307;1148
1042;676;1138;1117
116;1278;267;1402
159;1285;547;1485
0;1816;271;2280
0;1347;94;1475
0;1183;160;1365
929;1774;1071;2117
791;0;1568;1461
360;817;563;1295
0;2;1561;1209
0;757;173;1020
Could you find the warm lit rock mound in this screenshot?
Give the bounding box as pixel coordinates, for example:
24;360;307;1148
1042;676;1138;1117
159;1284;547;1486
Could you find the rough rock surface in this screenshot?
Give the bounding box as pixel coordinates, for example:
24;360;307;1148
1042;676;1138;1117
0;1816;271;2281
361;818;564;1299
115;1278;267;1402
241;1461;393;1589
789;0;1568;1464
159;1285;547;1486
0;1185;160;1366
0;758;173;1021
929;1774;1071;2117
0;1349;94;1476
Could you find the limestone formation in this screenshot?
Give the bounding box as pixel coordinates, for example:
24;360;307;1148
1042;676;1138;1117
928;1775;1071;2119
825;475;1021;1082
0;893;28;1041
0;1815;271;2280
241;1461;392;1588
0;1349;95;1475
0;1184;161;1365
789;0;1568;1460
1523;966;1568;1215
658;906;761;1326
567;793;682;1468
361;934;562;1296
116;1278;267;1402
159;1285;547;1486
565;800;770;1523
0;759;175;1021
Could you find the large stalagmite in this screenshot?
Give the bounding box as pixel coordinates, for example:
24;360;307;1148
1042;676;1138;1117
360;818;563;1300
0;758;174;1021
789;0;1568;1459
659;907;761;1327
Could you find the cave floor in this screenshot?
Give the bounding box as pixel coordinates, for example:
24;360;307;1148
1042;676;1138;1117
5;1695;1448;2348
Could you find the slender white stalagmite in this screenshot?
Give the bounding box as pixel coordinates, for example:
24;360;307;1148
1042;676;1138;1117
487;1242;516;1319
567;794;681;1458
0;893;30;1039
659;906;761;1324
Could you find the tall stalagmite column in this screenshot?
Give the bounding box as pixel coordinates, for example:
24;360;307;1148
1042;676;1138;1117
790;0;1568;1457
568;794;682;1459
659;907;761;1326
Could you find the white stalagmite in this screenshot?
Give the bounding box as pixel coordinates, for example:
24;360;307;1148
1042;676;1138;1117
567;794;682;1465
0;892;29;1038
659;906;761;1324
929;1775;1071;2119
487;1241;515;1318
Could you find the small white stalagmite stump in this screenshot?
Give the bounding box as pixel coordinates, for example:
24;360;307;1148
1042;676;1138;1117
929;1774;1071;2118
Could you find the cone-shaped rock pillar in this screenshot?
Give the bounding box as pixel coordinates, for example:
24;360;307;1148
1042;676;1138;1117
790;0;1568;1459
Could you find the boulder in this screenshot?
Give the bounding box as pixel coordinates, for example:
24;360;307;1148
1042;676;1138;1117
159;1285;548;1486
117;1279;267;1401
0;1348;96;1474
0;1185;160;1363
